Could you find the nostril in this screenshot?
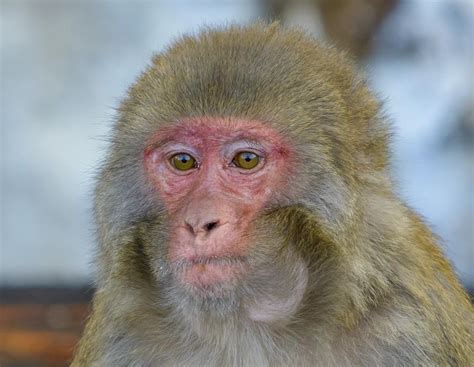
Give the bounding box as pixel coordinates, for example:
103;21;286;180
184;221;195;235
185;220;221;236
204;221;219;232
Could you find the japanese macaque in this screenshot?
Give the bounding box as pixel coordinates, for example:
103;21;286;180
72;23;473;366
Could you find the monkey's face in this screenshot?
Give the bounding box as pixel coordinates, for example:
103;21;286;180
144;117;293;297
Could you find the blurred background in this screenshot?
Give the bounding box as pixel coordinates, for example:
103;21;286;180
1;0;473;366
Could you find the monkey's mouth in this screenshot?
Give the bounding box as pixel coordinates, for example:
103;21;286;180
172;256;248;289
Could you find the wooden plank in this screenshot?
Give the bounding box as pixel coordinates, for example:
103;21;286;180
0;293;91;367
0;329;79;365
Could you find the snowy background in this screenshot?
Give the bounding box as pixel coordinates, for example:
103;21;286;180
1;0;473;289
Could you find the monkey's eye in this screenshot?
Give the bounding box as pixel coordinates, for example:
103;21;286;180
232;151;260;170
170;153;197;171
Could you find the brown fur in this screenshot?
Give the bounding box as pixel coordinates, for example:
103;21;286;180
71;23;473;366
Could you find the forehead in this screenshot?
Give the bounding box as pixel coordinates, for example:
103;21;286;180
147;117;291;149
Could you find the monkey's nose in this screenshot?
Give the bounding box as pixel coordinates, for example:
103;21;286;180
185;219;221;236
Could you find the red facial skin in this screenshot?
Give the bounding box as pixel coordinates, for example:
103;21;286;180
144;118;292;290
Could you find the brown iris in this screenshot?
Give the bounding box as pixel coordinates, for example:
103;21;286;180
170;153;197;171
232;151;260;170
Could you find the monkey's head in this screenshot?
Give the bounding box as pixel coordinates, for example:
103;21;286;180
96;23;389;324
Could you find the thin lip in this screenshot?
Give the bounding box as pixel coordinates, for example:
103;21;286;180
172;255;248;270
187;255;247;265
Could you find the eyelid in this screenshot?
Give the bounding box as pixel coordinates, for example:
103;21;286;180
161;143;200;160
223;140;266;158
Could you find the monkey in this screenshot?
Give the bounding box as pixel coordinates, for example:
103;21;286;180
71;23;473;366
